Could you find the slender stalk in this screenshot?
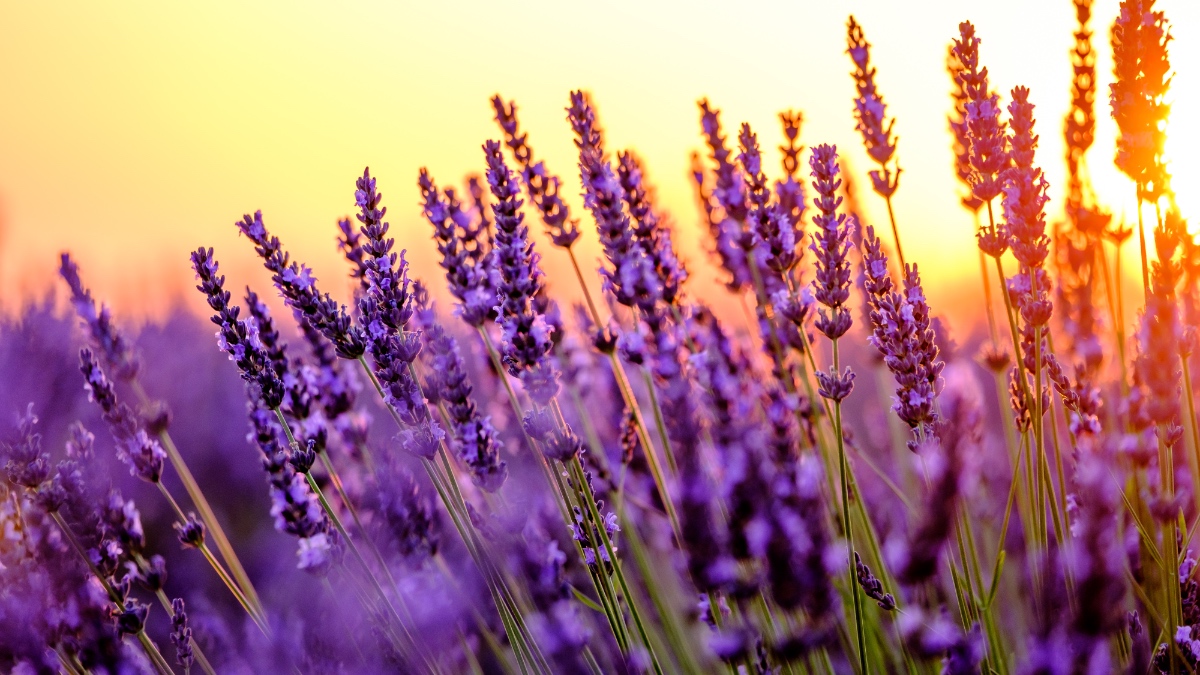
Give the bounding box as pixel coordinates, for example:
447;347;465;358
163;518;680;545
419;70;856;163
831;340;867;675
132;381;263;616
884;194;906;273
1135;189;1150;302
272;408;433;670
153;481;268;632
355;355;549;673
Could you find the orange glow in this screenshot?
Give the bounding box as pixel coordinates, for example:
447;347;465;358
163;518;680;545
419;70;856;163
0;1;1197;331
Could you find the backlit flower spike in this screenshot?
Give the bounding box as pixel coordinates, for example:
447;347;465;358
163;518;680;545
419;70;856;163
847;15;900;198
419;168;495;327
81;348;166;484
809;145;854;342
1003;86;1051;274
568;92;661;314
951;22;1009;209
617;149;688;304
776;110;808;241
492;95;581;248
947;44;983;214
699;99;749;225
414;298;508;493
191;247;284;409
737;123;797;277
58;253;141;381
485;140;561;406
1110;0;1173;201
346;170;433;434
236;210;366;360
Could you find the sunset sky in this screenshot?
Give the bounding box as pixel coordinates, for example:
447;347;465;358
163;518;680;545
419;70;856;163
1;0;1196;333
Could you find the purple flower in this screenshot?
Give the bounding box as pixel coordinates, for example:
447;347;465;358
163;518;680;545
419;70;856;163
858;245;945;432
419;169;496;327
568;91;662;313
1;404;50;489
170;598;194;670
237;210;367;360
809;144;856;402
737;124;798;276
484;139;561;406
809;144;854;340
1003;86;1051;272
191;247;285;408
369;458;439;565
952;22;1009;207
247;405;327;541
847;15;901;198
854;551;895;611
492;96;581;248
617;150;688;305
175;512;206;549
416;306;507;492
80;349;166;483
698;100;754;291
58;253;141;381
695;309;770;563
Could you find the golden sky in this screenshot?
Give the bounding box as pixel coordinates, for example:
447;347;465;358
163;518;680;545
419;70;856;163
1;0;1196;331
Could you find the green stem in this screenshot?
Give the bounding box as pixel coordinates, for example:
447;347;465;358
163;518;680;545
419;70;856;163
132;381;263;617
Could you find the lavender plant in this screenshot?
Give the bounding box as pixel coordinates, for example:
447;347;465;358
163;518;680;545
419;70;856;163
5;4;1200;674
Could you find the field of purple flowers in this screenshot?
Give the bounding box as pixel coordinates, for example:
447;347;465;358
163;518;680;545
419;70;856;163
1;1;1194;672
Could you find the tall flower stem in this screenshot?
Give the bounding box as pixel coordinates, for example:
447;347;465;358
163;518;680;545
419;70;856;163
885;195;906;273
272;408;434;672
1136;191;1150;301
355;358;549;674
1181;357;1200;514
561;437;665;675
559;244;682;536
131;380;263;617
153;480;268;633
470;328;643;658
832;340;867;675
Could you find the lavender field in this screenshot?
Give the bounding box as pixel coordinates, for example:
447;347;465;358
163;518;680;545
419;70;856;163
1;1;1195;672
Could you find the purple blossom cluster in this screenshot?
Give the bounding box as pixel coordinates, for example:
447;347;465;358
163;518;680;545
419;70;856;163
4;5;1200;674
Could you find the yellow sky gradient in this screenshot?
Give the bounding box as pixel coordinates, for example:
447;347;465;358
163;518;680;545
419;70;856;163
1;1;1196;334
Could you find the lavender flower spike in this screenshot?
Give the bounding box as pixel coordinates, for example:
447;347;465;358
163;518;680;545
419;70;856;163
492;95;581;248
191;247;285;408
809;144;855;401
1110;0;1172;201
847;16;900;198
419;307;508;492
80;348;166;483
236;210;366;360
353;169;435;436
568;91;658;312
951;22;1009;209
1003;86;1050;273
855;551;896;610
617;150;688;305
484;139;561;406
737;123;797;276
170;598;194;671
59;253;141;380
